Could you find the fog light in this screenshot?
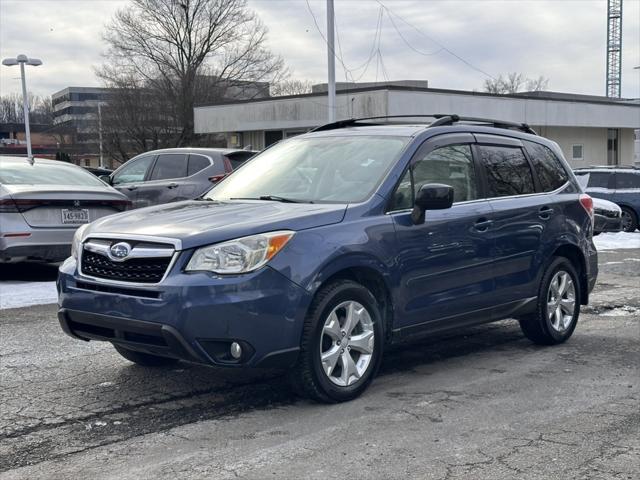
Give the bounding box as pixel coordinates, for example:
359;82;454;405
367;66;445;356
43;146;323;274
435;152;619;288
230;342;242;359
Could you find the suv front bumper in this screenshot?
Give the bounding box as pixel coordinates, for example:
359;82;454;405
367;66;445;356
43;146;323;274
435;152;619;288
57;257;312;369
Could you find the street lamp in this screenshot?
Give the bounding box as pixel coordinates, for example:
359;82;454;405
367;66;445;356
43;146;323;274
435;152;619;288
2;54;43;163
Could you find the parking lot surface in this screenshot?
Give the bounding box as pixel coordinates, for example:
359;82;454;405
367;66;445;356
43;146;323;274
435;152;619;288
1;249;638;479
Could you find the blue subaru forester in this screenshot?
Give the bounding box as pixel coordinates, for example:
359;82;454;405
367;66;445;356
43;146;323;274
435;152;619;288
58;115;598;403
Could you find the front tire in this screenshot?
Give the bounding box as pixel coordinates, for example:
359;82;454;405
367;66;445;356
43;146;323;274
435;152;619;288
290;280;384;403
113;344;179;367
519;257;581;345
621;207;638;233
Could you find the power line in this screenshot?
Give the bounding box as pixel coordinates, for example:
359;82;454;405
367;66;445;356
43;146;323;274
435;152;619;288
375;0;496;80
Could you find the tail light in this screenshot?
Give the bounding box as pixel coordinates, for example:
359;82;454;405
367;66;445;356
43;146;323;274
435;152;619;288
209;174;226;183
579;194;594;230
0;199;41;213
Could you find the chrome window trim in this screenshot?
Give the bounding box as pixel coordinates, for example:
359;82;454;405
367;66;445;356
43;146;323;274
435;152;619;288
385;181;571;215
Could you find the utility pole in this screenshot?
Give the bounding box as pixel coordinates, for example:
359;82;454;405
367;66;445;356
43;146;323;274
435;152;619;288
326;0;336;122
97;102;104;169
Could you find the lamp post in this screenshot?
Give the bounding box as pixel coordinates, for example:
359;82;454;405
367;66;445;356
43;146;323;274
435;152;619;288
2;54;43;163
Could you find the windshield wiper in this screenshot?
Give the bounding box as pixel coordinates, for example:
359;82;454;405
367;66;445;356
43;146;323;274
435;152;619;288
229;195;313;204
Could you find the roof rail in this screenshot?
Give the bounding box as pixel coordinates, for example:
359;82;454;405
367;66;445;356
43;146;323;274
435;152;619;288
310;114;538;135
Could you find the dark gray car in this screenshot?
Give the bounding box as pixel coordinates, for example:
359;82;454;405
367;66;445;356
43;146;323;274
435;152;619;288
104;148;256;209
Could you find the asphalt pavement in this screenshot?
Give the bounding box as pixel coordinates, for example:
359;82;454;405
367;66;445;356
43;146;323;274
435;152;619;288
0;250;638;479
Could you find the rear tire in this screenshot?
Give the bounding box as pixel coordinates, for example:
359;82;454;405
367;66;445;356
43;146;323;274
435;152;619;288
289;280;384;403
113;344;179;367
621;207;638;233
519;257;581;345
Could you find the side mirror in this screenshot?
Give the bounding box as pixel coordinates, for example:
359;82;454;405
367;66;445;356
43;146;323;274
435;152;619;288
411;183;454;225
99;175;112;185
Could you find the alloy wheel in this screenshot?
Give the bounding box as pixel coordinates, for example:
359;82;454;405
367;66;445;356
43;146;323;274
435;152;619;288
319;300;375;387
621;210;634;232
547;270;576;333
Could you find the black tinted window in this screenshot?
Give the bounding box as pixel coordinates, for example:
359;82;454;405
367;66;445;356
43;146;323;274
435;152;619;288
187;155;211;176
392;144;478;210
479;145;535;197
586;172;611;188
524;141;569;192
150;154;188;181
615;172;640;189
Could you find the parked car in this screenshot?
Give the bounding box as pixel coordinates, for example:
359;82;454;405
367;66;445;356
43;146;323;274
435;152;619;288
101;148;257;209
592;197;622;235
0;157;130;263
58;115;597;403
573;167;640;232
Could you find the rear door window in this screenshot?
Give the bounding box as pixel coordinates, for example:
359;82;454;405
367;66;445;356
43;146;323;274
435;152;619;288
523;141;569;192
615;172;640;189
149;154;188;181
187;155;212;176
478;145;535;197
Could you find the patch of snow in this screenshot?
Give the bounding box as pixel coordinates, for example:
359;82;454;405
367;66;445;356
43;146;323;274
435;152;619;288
593;232;640;251
0;281;58;309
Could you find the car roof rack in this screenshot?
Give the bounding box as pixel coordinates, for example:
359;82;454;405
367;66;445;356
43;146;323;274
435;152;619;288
310;114;538;135
574;165;640;170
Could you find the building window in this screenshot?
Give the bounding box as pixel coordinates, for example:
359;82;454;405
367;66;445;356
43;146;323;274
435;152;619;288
84;159;91;167
607;129;619;165
572;144;583;160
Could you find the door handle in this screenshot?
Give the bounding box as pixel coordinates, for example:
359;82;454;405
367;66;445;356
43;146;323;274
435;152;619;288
167;183;179;189
538;206;554;219
126;185;138;191
473;218;493;232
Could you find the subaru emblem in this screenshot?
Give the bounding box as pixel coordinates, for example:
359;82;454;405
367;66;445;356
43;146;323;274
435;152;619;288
74;200;81;207
110;242;131;260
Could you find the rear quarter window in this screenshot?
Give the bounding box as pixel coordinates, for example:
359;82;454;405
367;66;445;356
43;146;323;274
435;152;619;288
523;141;569;192
187;155;212;176
586;172;612;189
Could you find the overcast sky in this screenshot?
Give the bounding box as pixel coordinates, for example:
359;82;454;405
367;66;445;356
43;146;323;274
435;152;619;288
1;0;639;99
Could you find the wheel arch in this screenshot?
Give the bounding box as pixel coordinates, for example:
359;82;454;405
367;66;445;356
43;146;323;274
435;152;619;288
309;257;395;344
551;243;589;305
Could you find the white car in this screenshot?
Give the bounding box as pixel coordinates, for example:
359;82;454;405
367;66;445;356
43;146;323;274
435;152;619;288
0;157;130;263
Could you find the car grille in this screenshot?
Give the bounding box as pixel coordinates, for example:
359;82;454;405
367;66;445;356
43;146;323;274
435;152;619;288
81;250;173;284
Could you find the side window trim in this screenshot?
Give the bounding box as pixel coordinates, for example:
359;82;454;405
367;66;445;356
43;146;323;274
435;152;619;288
519;144;542;193
386;133;479;212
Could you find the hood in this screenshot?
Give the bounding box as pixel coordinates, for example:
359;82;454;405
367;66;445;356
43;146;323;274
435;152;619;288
85;200;347;249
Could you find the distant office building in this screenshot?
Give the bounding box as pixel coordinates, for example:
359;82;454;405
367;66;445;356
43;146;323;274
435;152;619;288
194;82;640;168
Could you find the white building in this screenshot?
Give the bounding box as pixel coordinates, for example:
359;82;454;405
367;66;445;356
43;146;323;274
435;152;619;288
194;83;640;167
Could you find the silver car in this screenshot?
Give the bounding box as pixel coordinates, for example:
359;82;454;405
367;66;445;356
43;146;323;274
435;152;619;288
0;157;130;263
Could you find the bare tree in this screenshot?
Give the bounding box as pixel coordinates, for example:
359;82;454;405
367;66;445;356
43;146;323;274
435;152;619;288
98;0;285;149
483;72;549;94
0;93;53;124
271;79;314;97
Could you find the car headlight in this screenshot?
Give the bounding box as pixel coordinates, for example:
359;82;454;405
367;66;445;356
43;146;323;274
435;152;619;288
185;231;295;274
71;224;89;260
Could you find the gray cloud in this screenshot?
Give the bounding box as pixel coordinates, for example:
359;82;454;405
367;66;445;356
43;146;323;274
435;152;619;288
1;0;638;99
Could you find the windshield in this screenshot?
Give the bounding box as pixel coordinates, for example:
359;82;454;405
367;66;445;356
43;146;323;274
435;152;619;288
205;136;409;203
0;160;107;187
